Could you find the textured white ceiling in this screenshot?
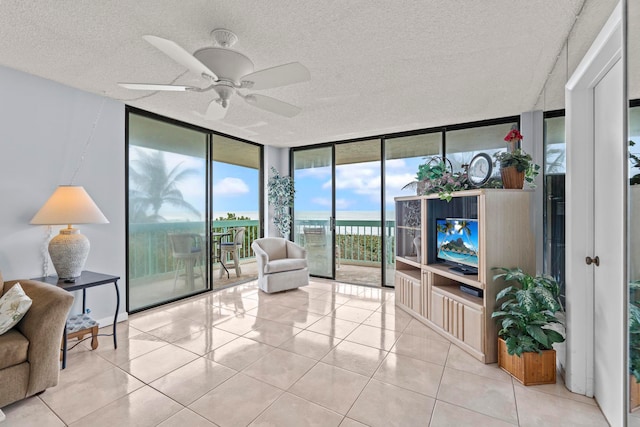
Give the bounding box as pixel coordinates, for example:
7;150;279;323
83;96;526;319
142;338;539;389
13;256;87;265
0;0;617;147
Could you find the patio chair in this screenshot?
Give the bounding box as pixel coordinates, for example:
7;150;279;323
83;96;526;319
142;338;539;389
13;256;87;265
219;227;246;278
168;233;204;289
303;226;340;271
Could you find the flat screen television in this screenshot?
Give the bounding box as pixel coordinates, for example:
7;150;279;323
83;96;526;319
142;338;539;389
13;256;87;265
435;218;479;275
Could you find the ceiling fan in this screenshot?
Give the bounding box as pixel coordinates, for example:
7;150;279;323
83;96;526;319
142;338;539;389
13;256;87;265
118;28;310;119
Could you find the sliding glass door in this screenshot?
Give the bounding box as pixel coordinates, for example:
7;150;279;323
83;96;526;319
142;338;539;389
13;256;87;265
127;111;209;312
335;140;382;286
292;141;384;286
211;135;262;289
292;146;334;278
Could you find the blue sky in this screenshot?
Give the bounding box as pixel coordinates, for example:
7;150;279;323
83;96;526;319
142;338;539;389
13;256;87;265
132;145;496;222
293;157;427;215
130;147;259;221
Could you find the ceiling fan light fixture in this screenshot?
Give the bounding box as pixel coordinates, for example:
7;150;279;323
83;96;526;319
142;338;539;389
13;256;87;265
213;85;234;107
122;29;310;118
211;28;238;48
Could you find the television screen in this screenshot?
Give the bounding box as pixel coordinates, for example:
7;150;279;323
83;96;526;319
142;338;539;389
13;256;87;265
436;218;479;271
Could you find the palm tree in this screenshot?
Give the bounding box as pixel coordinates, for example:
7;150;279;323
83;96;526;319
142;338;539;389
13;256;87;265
457;220;472;238
129;148;201;223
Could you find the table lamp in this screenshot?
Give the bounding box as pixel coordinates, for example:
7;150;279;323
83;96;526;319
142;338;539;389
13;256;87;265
31;185;109;280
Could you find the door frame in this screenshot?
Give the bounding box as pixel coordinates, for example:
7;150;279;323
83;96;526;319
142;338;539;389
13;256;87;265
565;0;625;413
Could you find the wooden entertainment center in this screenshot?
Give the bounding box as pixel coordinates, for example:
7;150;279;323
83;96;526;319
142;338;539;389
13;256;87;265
394;189;534;363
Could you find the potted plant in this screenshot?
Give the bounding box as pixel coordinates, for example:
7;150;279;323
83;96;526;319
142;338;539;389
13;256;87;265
494;149;540;189
403;157;449;194
267;167;295;239
491;267;565;385
403;157;469;201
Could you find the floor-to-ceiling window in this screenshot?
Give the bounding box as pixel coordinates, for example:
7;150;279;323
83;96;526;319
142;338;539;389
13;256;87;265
211;135;262;289
384;132;441;286
126;109;263;312
292;117;523;288
335;140;382;286
543;111;566;303
292;146;334;278
127;110;209;312
445;120;519;174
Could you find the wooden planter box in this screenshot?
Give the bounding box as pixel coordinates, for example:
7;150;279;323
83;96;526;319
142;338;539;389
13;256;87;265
498;338;556;385
631;375;640;411
500;166;524;189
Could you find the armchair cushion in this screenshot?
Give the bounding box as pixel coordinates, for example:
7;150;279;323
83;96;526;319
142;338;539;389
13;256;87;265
263;258;308;274
0;283;32;335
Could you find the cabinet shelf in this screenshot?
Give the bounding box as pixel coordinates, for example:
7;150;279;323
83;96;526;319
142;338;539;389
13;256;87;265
395;269;421;281
424;263;483;289
432;284;483;310
396;256;421;268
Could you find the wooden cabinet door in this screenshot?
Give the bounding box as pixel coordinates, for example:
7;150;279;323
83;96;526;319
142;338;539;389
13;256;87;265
410;281;421;313
431;287;483;353
431;290;445;330
462;304;483;352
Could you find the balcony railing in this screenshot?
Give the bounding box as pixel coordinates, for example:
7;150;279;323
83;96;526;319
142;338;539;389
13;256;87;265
129;219;396;279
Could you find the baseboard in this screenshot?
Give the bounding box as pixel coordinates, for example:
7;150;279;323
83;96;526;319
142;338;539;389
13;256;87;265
93;312;128;328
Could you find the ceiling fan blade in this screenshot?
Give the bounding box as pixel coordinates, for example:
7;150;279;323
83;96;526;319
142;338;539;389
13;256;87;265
118;83;194;91
204;100;228;120
241;62;310;90
143;35;218;81
245;94;301;118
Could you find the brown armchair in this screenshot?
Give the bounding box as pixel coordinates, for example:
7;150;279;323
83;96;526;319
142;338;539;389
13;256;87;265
0;272;74;408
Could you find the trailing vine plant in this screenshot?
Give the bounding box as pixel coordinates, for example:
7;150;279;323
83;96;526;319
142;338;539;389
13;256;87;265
267;167;295;239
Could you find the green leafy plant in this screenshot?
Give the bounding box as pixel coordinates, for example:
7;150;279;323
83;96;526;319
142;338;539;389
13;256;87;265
403;157;468;201
422;172;469;202
491;267;565;356
267;167;295;239
403;157;449;190
494;149;541;188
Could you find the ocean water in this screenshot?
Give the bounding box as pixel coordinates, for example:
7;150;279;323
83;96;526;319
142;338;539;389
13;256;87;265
438;249;478;267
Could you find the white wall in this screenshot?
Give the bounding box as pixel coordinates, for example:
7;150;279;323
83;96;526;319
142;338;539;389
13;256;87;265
263;145;290;238
0;65;126;325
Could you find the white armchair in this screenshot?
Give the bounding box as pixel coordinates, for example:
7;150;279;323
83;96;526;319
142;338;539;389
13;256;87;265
251;238;309;293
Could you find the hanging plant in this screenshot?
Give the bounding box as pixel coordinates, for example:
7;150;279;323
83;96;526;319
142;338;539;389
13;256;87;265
267;167;295;239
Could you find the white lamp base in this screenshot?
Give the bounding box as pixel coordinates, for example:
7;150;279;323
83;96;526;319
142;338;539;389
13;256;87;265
49;227;90;279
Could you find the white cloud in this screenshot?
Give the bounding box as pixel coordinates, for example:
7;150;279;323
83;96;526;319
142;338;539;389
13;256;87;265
213;177;250;197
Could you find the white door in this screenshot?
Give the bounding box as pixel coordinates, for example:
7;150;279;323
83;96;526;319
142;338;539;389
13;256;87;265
565;4;625;425
592;58;625;426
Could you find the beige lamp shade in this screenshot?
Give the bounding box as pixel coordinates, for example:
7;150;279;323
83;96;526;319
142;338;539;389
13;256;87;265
31;185;109;225
31;185;108;279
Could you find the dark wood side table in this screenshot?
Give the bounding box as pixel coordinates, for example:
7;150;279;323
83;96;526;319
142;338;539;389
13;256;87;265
33;271;120;369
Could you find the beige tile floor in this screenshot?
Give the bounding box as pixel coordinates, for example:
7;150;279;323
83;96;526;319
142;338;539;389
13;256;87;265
128;261;389;311
3;279;609;426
